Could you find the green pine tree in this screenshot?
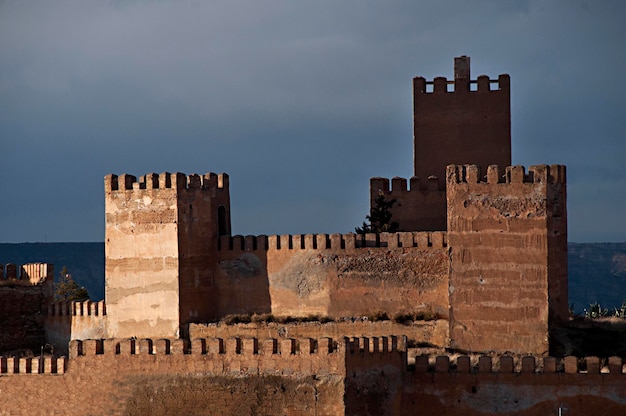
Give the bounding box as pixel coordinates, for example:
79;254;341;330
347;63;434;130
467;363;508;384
54;266;90;302
356;192;399;234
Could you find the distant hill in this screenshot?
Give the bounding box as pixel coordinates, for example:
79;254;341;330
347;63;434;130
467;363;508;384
1;242;625;310
568;242;626;312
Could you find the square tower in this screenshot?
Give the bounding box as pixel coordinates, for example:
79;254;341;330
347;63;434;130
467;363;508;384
104;172;230;338
413;56;511;182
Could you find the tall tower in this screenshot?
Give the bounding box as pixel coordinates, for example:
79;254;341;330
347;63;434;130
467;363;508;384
369;57;512;232
446;164;568;354
413;56;511;182
104;172;230;338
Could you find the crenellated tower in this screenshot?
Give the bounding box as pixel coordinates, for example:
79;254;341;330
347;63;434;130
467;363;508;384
371;56;511;231
446;164;567;354
413;56;511;182
104;172;231;338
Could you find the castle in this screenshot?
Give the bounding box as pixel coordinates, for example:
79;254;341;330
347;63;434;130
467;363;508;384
0;57;623;416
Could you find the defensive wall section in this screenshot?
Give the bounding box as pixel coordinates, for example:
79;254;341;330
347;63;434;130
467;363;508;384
214;231;450;322
3;343;626;415
104;172;230;339
0;336;406;415
189;320;449;351
370;176;446;231
0;263;53;352
43;300;107;355
447;164;567;355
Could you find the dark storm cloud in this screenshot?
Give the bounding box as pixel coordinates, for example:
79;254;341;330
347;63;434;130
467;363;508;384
0;0;624;242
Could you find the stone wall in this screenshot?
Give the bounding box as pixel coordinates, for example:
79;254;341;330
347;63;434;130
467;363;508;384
43;300;107;355
0;263;53;352
401;355;626;415
370;176;446;232
2;344;626;415
0;337;375;415
215;231;450;320
0;285;46;352
446;164;567;354
189;320;449;349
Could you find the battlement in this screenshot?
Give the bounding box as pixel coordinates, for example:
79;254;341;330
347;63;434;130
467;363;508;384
414;355;626;375
217;231;447;251
105;172;229;192
0;262;53;286
0;356;66;375
447;164;566;186
69;336;405;357
45;300;106;316
370;176;445;193
413;74;510;94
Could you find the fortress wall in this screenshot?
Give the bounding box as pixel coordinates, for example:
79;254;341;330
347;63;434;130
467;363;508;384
402;355;626;415
43;301;108;355
215;232;449;320
0;285;46;352
447;165;566;354
189;320;449;349
370;177;446;231
0;337;350;415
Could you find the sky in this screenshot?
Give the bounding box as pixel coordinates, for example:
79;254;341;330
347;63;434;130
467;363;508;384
1;0;625;243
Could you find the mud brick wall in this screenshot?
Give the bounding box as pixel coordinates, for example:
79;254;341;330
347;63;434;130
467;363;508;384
0;285;46;352
190;320;449;350
402;355;626;415
0;337;349;415
215;231;450;320
446;164;567;354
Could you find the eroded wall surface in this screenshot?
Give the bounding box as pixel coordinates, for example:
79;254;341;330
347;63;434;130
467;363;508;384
215;232;450;320
190;320;449;349
447;165;566;354
0;337;355;416
105;174;181;339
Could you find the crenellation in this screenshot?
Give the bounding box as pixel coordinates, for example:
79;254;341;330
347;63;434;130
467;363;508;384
435;355;449;372
391;177;407;192
45;300;106;316
217;231;446;252
105;171;231;192
0;262;53;285
410;355;626;375
447;164;567;186
414;76;509;95
478;356;492;372
0;356;64;375
281;338;295;355
155;338;170;354
139;339;153;355
500;356;514;373
586;356;601;374
191;338;206;355
521;356;536;373
226;337;241;354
